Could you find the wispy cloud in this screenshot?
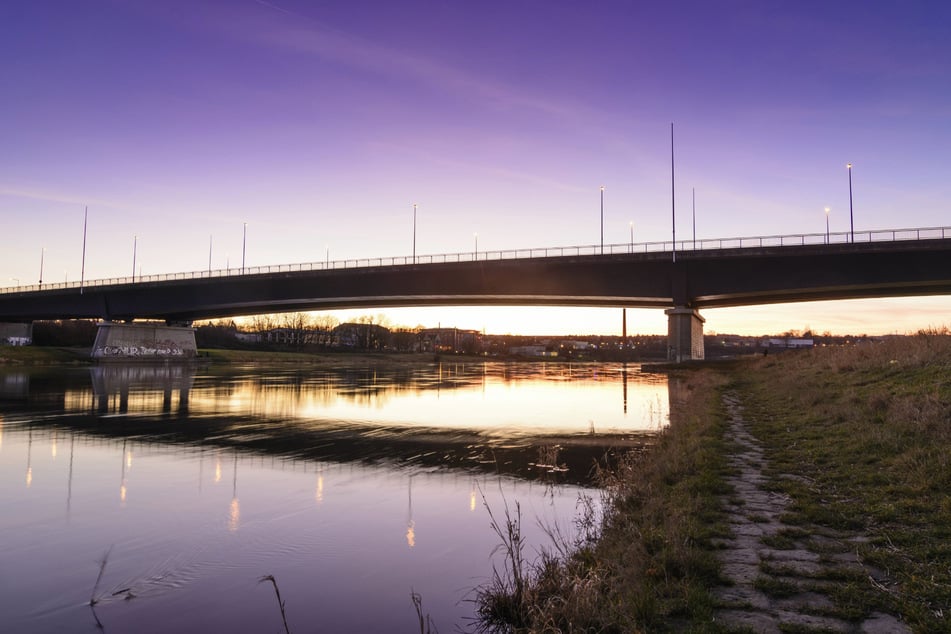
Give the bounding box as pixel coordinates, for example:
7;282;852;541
220;2;577;118
0;185;117;209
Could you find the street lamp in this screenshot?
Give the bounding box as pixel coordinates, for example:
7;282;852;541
599;185;604;254
39;247;45;287
824;207;830;244
10;278;20;288
208;235;213;273
847;163;854;243
241;222;247;274
132;235;137;282
629;221;634;253
413;203;417;263
474;233;478;259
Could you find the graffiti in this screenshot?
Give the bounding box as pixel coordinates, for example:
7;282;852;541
95;344;187;357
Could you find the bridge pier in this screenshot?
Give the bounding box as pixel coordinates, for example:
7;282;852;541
0;322;33;346
665;307;705;362
91;321;197;360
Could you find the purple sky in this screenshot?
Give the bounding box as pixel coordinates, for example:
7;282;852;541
2;0;950;335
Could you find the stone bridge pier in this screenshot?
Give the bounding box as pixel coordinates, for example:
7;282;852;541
666;307;705;362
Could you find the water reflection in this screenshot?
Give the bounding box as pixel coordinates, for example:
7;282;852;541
0;361;668;486
0;361;670;632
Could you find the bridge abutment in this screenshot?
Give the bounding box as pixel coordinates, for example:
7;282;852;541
666;307;705;362
91;321;197;360
0;322;33;346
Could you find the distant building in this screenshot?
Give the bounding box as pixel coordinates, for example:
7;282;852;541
560;340;593;350
418;327;481;353
763;337;814;350
508;345;556;358
333;322;390;349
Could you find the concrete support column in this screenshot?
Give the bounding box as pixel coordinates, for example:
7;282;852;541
91;321;197;360
665;307;705;362
0;322;33;346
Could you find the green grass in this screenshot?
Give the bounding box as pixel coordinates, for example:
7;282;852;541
0;345;91;364
732;332;951;630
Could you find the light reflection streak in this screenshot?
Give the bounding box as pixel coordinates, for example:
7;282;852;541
228;451;240;532
66;435;74;517
406;475;415;548
25;427;32;488
51;431;57;458
315;471;324;504
120;440;128;506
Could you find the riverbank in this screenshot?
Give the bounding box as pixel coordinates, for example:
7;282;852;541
479;332;950;632
0;346;484;366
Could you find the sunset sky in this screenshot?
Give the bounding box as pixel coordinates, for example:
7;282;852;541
2;1;949;336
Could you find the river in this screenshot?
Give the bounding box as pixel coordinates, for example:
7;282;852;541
0;359;669;633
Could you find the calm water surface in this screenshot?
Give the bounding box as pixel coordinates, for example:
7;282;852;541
0;360;669;633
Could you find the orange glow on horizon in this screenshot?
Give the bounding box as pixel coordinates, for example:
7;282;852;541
228;296;951;338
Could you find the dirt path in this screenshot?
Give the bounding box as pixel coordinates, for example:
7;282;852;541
711;393;910;633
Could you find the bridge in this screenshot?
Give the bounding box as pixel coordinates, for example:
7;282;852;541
2;226;950;361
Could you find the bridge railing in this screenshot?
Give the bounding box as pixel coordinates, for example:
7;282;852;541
2;226;949;294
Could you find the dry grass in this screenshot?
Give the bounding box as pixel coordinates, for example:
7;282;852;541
474;368;732;632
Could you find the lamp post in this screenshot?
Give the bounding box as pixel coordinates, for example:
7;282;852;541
413;203;417;263
474;233;478;259
847;163;854;243
132;235;137;282
10;278;20;288
241;222;247;274
326;245;329;268
80;206;88;294
670;123;676;263
39;247;45;287
692;187;696;249
208;235;213;273
629;221;634;253
599;185;604;254
824;207;830;244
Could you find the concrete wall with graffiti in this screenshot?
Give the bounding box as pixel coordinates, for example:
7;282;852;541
91;322;197;359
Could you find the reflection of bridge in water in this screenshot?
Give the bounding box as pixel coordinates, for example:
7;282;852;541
0;362;675;486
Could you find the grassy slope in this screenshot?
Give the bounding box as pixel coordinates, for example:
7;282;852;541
733;334;951;631
482;334;951;632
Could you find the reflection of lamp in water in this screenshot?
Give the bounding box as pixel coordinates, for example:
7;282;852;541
406;475;415;548
67;436;75;516
470;482;477;512
215;455;222;484
51;432;57;458
228;451;240;532
25;427;32;488
315;469;324;504
120;440;128;505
